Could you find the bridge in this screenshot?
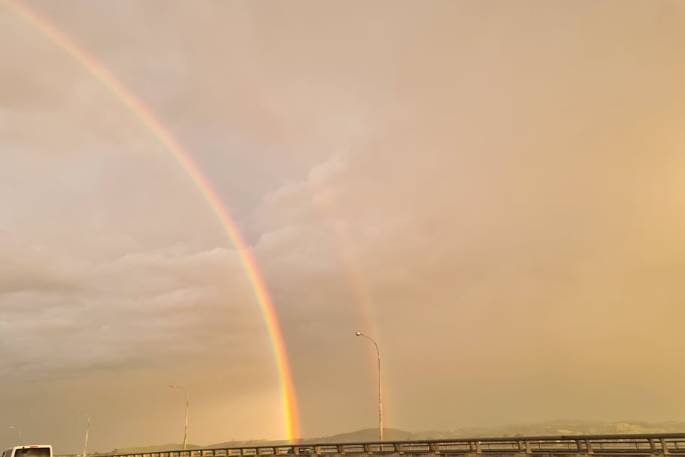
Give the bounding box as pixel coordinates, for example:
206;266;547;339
70;433;685;457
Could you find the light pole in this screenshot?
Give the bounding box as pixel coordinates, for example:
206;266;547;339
355;331;383;442
82;417;91;457
8;425;22;442
168;385;189;450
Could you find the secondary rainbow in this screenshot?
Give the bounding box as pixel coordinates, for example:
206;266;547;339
4;0;300;441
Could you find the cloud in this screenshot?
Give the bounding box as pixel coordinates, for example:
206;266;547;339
1;0;685;452
0;233;268;380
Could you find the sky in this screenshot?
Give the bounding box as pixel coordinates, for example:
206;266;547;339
1;0;685;453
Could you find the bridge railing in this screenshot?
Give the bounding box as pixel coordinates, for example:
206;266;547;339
64;433;685;457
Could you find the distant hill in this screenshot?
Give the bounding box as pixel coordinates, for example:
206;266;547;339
208;428;413;448
305;428;414;443
296;421;685;443
425;420;685;438
108;444;202;455
100;421;685;455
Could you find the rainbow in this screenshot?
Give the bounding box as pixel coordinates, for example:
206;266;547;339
4;0;300;441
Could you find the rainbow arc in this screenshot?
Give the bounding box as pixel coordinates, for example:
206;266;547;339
4;0;299;441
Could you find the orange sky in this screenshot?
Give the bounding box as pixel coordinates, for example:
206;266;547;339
0;0;684;453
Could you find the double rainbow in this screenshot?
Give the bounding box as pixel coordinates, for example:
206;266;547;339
4;0;300;441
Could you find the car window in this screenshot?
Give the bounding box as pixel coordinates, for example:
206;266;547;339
14;449;50;457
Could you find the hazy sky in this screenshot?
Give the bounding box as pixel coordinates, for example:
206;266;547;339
1;0;685;453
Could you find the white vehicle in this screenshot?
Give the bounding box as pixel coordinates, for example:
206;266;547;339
2;446;53;457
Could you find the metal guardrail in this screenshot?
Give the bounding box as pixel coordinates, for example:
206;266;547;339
66;433;685;457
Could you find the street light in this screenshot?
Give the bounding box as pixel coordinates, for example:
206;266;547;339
168;385;189;450
82;417;91;457
355;331;383;442
8;425;22;442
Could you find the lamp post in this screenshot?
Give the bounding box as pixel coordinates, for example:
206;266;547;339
168;385;189;450
8;425;22;442
355;331;383;442
82;417;91;457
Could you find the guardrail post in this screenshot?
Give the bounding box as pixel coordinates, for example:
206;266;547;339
574;441;582;454
660;439;670;456
585;441;593;455
429;443;440;454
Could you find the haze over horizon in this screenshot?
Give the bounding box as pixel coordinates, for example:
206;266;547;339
1;0;684;454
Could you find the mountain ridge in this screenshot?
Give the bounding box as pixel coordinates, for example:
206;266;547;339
100;420;685;455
